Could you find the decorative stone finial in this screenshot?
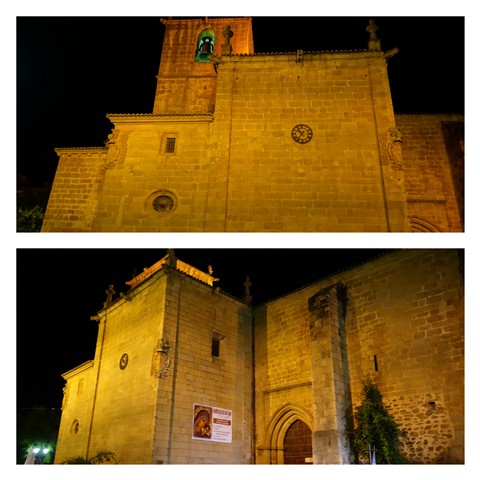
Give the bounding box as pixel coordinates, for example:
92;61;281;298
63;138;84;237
243;276;252;305
104;284;115;308
366;19;381;51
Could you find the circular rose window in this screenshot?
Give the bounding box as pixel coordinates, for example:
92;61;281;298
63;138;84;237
145;190;178;216
152;195;174;213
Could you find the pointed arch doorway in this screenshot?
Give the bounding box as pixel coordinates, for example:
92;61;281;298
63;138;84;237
284;419;313;464
263;403;314;464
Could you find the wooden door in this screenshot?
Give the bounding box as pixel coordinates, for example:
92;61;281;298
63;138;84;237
283;420;313;464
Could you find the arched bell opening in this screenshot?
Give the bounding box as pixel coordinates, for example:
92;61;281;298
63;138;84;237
196;29;215;62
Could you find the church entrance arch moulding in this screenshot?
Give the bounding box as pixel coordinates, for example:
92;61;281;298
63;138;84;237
262;403;314;464
409;216;441;232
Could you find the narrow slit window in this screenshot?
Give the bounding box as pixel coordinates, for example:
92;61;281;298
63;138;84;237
211;331;225;358
373;354;378;372
212;337;220;357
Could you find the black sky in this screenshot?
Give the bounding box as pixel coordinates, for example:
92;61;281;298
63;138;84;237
16;16;464;188
17;248;393;409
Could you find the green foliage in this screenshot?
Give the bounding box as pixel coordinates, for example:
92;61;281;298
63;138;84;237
24;443;55;464
89;450;117;464
61;450;117;464
17;406;61;464
17;205;44;232
353;379;409;464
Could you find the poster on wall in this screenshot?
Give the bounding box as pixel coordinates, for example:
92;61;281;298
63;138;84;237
192;403;232;443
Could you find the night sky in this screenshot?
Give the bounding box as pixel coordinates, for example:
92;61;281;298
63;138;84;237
17;16;464;188
17;248;393;410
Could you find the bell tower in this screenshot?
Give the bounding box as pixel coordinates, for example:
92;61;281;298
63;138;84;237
153;17;254;115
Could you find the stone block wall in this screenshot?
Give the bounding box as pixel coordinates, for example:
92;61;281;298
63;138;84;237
152;268;253;464
85;273;169;463
209;52;409;231
55;265;253;464
54;272;168;463
396;114;464;232
153;17;253;115
91;117;214;232
54;361;96;463
345;249;464;463
253;289;314;463
41;18;463;233
254;249;464;464
42;148;106;232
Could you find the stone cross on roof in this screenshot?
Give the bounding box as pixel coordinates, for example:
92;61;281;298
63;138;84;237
366;19;381;51
222;25;234;55
243;276;252;304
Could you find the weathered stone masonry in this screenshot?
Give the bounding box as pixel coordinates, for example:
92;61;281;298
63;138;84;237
42;18;463;232
253;249;463;464
55;249;463;464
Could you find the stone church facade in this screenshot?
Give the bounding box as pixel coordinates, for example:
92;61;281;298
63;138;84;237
41;18;464;232
54;249;464;464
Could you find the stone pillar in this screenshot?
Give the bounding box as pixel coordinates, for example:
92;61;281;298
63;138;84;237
308;284;352;464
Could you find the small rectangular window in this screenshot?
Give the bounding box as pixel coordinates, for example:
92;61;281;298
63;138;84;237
211;331;225;358
212;338;220;357
165;137;176;154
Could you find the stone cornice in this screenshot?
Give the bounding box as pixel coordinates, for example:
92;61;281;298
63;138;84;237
224;49;384;60
61;360;94;379
107;113;213;124
54;147;107;157
248;49;372;56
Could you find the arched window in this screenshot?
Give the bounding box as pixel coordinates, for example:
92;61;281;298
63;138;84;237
196;29;215;62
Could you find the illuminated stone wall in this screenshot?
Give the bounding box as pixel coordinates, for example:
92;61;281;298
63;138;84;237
55;250;463;464
90;117;214;232
153;17;253;115
55;272;169;463
253;291;314;464
42;18;463;232
151;267;253;464
42;148;106;232
397;114;464;232
54;361;96;462
208;51;409;232
345;249;464;463
55;262;253;464
254;249;464;464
